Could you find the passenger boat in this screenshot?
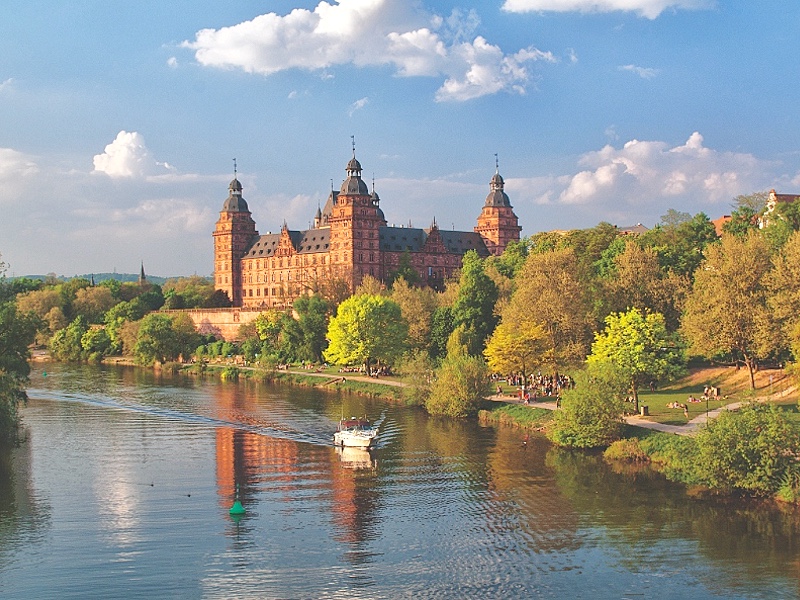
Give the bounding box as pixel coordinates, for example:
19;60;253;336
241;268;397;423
333;416;378;448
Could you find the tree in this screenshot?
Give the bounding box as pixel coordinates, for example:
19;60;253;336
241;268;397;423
766;230;800;361
73;286;116;323
133;313;190;365
429;306;454;361
451;251;498;356
722;205;760;237
694;403;800;495
390;277;437;354
49;317;89;362
681;232;774;389
424;350;489;418
588;308;684;412
292;294;329;362
324;294;408;374
503;247;593;369
732;191;769;213
387;250;420;287
484;320;548;376
0;301;37;445
548;364;627;449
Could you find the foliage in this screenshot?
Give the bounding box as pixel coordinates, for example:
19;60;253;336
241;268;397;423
387;250;420;287
450;250;498;356
254;309;300;362
390;278;437;354
429;306;454;361
324;294;408;373
73;286;116;323
722;205;760;237
49;317;90;362
399;350;436;406
80;327;113;358
483;319;548;375
694;403;800;495
488;238;530;279
504;247;593;369
478;403;552;429
133;312;200;365
548;364;627;449
587;308;684;411
603;438;649;462
0;301;37;445
292;294;330;362
681;232;775;388
424;350;489;418
766;230;800;362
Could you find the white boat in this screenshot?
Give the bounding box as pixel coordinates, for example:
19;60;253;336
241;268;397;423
334;416;378;448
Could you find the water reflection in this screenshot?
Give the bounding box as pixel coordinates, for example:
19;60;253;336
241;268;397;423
3;362;799;599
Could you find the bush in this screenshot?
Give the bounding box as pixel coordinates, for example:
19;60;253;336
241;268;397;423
220;366;240;381
424;351;489;418
548;365;626;449
693;403;800;495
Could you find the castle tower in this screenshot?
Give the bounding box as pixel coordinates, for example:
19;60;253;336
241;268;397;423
328;143;386;289
474;159;521;256
213;173;258;306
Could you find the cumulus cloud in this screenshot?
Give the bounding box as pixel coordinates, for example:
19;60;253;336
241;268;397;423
502;0;715;19
619;64;658;79
0;147;39;181
182;0;555;101
0;78;14;92
92;131;173;178
557;132;765;209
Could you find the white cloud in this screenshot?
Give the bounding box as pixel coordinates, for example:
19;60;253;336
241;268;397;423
619;64;658;79
166;56;178;68
182;0;555;101
0;147;38;182
556;132;766;209
92;131;170;178
0;78;14;92
502;0;715;19
348;96;369;115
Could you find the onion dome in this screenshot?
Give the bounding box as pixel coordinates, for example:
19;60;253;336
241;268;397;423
340;154;369;195
222;178;250;212
484;171;511;207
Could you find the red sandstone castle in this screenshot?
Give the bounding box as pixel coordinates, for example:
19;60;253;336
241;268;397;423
213;150;521;308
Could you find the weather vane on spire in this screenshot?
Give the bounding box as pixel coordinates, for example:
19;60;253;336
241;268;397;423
351;135;356;158
494;153;499;174
233;158;237;178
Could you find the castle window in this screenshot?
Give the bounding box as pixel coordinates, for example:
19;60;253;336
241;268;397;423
256;288;260;296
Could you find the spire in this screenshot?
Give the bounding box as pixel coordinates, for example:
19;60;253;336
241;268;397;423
139;262;146;286
351;135;356;158
494;153;499;174
233;157;237;179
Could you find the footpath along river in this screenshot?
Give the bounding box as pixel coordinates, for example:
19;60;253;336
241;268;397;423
1;362;799;599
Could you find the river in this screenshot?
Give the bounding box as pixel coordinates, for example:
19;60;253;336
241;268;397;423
1;363;798;599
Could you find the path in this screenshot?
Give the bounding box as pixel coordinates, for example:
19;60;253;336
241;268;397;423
283;369;409;388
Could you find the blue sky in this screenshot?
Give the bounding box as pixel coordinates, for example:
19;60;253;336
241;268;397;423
1;0;798;277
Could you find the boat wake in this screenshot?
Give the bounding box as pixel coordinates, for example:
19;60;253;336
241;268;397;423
27;388;332;447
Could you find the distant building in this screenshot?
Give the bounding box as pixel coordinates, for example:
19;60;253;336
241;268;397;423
213;150;521;308
759;189;800;228
617;223;649;236
711;215;731;236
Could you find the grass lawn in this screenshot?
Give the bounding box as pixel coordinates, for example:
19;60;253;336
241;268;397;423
636;366;797;425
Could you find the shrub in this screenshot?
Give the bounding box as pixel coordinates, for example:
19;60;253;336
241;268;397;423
425;351;489;418
604;439;649;462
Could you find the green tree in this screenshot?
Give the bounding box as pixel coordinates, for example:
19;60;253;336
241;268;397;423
722;205;760;237
424;350;489;418
694;403;799;495
73;286;116;323
429;306;454;361
588;308;684;412
81;327;113;360
49;317;90;362
324;294;408;374
451;251;498;356
681;232;775;389
292;294;329;362
134;313;187;365
0;301;37;445
548;363;627;449
484;320;548;376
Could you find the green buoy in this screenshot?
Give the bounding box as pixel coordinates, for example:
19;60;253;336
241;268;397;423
229;484;245;516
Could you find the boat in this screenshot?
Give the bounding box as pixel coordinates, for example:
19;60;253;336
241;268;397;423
334;416;378;448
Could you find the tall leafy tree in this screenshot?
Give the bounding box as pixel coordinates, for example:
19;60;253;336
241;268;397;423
588;308;684;412
681;232;775;389
451;251;498;356
424;348;489;418
483;320;548;376
0;301;37;445
504;247;593;369
766;230;800;361
292;294;329;362
390;277;437;354
324;294;408;374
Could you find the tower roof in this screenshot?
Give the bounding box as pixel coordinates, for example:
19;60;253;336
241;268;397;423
340;152;369;195
484;170;511;208
222;177;250;212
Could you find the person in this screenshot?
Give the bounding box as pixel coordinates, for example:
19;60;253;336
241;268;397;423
683;404;689;418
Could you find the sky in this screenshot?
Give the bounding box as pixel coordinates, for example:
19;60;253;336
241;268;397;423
1;0;799;277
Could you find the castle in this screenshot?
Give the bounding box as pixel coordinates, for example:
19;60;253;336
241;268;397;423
213;150;521;308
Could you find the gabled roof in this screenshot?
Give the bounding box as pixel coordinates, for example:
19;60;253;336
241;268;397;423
378;226;489;257
244;229;331;258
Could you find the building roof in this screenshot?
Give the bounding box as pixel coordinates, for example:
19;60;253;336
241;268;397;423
617;223;649;236
484;172;512;208
221;178;250;212
378;226;489;256
244;229;331;258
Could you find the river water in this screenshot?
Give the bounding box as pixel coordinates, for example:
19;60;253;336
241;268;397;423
1;363;799;599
